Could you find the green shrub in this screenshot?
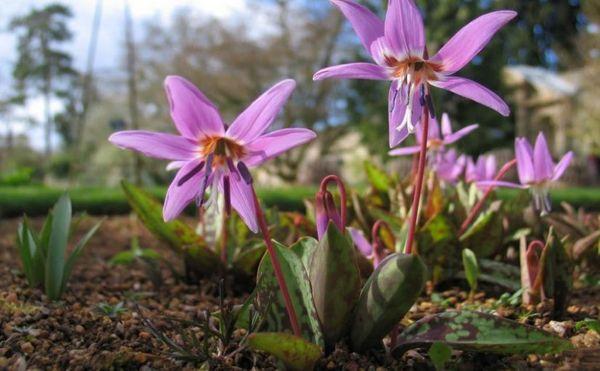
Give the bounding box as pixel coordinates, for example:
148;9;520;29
0;167;34;186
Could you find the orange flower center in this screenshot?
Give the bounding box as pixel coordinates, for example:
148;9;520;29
384;55;443;85
199;136;246;167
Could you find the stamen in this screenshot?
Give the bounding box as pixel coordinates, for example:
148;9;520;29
177;161;205;186
196;154;214;207
426;93;436;119
237;161;253;184
226;158;240;181
223;175;231;215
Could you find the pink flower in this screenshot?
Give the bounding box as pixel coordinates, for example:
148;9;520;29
479;132;573;214
433;149;467;183
313;0;515;147
109;76;316;231
465;154;497;183
389;113;478;156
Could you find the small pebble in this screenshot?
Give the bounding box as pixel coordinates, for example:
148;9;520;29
75;325;85;334
20;342;34;354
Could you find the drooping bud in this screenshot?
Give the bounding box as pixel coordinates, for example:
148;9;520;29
315;175;347;240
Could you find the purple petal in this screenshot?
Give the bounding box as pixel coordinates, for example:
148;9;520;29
440;113;452;137
226;79;295;143
109;131;198;160
431;76;510;116
164;76;224;140
384;0;425;58
348;227;373;257
388;81;422;147
465;156;477;182
485;155;497;180
533;132;555;181
163;160;205;221
389;146;421;156
420;116;441;142
515;137;535;184
432;11;517;74
443;124;479;144
228;171;258;233
313;63;389;81
166;161;187;171
477;180;527;189
552;151;573;181
243;128;317;167
331;0;384;55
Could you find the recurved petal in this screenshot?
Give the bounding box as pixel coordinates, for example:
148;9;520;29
227;79;296;143
109;131;198;160
385;0;425;58
228;173;258;233
533;132;555;181
331;0;385;55
444;124;479;144
164;76;224;140
552;151;573;181
348;227;373;257
389;145;421;156
477;180;527;189
243;128;317;167
515;137;535;184
163;159;205;221
313;63;389;81
431;76;510;116
432;10;517;74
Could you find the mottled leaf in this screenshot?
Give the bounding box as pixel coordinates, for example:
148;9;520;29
416;214;459;283
478;259;520;291
392;311;573;356
459;201;503;258
290;237;318;273
256;241;324;346
248;332;323;371
351;253;427;352
121;181;221;274
309;222;361;346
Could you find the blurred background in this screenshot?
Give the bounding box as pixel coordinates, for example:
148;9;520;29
0;0;598;197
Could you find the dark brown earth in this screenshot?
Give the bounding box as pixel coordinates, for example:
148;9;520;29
1;216;599;370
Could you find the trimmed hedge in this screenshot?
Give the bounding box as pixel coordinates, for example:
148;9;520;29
1;185;599;218
0;185;315;218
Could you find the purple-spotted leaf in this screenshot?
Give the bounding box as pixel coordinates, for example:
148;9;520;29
392;311;573;357
248;332;323;371
309;221;362;347
351;253;427;352
290;237;318;273
256;240;324;346
120;181;222;274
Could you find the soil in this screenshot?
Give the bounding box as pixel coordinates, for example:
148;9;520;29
1;216;599;370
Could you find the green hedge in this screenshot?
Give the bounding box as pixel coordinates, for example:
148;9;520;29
0;185;315;217
1;185;598;218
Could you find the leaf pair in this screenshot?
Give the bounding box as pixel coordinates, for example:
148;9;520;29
16;195;102;300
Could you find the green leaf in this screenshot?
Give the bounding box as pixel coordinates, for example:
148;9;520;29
61;219;102;293
364;161;393;192
290;237;318;273
248;332;323;371
121;181;221;274
462;248;479;293
39;212;54;256
478;259;520;291
350;253;427;352
416;214;459;283
16;222;36;286
45;194;71;300
309;223;362;346
392;311;573;357
256;241;324;346
459;201;503;258
575;319;600;333
428;342;452;371
110;250;136;265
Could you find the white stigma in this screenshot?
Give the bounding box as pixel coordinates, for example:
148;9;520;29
396;66;417;133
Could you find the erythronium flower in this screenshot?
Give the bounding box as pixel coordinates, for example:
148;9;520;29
432;149;467;183
389;113;478;156
313;0;516;147
465;154;497;183
478;132;573;214
109;76;316;231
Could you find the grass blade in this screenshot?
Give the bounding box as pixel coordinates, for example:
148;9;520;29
45;194;72;300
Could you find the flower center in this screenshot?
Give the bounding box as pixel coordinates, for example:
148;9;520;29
428;138;444;150
385;56;443;134
200;136;246;167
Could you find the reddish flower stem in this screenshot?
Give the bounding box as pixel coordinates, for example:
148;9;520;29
251;186;302;338
458;158;517;236
319;175;347;228
404;105;430;255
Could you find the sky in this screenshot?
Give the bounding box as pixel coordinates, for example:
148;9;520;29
0;0;250;150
